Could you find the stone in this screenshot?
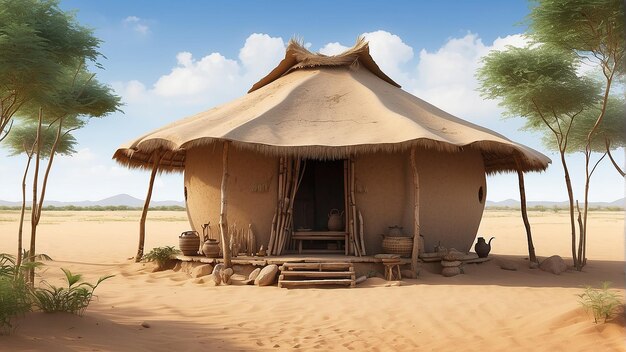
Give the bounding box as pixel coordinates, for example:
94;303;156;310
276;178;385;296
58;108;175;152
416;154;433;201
384;281;401;287
529;261;539;269
441;260;462;267
179;261;197;275
193;278;205;284
248;268;261;281
441;267;461;277
539;255;568;275
191;264;213;278
254;264;278;286
212;263;225;274
221;268;234;285
498;260;519;271
355;275;368;284
141;321;150;328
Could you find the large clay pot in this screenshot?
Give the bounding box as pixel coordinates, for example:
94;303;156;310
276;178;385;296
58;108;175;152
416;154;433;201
474;236;495;258
327;209;344;231
179;231;200;256
202;239;221;258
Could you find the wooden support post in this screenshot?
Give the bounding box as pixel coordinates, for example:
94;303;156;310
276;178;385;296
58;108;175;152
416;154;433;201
136;151;162;262
343;160;350;255
410;146;420;273
350;159;360;256
516;161;537;264
219;142;232;268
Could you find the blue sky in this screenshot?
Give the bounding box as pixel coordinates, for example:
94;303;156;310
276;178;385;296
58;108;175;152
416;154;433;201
0;0;623;203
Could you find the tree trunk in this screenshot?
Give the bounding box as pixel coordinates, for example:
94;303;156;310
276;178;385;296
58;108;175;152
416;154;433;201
28;108;43;284
219;142;232;268
516;169;537;263
559;150;579;269
17;153;33;268
605;146;625;177
136;152;162;262
410;146;421;273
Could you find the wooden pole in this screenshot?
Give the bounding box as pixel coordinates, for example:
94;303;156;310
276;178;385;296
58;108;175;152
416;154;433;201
136;151;163;262
350;159;360;256
219;141;232;268
358;210;366;255
516;162;537;264
343;160;350;255
410;146;420;273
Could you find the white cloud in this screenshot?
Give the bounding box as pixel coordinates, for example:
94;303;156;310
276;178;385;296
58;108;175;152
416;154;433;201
411;33;529;121
115;33;286;106
123;16;150;35
319;42;349;56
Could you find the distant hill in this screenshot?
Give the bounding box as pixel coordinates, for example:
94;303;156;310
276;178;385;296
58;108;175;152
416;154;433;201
0;194;184;208
486;198;624;209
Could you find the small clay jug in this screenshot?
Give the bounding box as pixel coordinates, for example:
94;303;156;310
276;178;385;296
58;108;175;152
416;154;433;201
474;236;495;258
202;239;221;258
327;209;344;231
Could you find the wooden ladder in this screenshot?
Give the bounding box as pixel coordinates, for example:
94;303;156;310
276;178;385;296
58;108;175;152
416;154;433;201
278;262;356;288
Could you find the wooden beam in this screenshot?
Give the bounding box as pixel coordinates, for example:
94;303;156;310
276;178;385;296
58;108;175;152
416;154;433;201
219;141;232;268
516;159;537;264
136;151;162;262
410;146;420;273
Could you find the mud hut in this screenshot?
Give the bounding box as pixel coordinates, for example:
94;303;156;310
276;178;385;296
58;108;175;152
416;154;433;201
114;39;550;260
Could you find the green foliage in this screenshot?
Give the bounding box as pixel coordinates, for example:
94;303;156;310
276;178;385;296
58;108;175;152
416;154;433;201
528;0;625;75
0;0;110;137
0;253;38;335
142;246;181;269
32;268;113;316
21;250;53;262
3;122;77;157
553;95;626;153
578;281;623;323
478;45;600;131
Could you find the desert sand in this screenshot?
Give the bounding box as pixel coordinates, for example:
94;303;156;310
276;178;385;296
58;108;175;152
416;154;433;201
0;209;624;351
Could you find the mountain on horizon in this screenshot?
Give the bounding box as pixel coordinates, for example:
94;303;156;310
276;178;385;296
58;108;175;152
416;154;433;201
0;193;185;207
486;197;624;208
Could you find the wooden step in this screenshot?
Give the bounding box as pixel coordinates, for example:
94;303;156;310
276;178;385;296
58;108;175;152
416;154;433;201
278;278;355;288
281;262;352;271
281;270;354;278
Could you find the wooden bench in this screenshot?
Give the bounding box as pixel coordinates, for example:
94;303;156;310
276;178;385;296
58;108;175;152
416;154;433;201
292;231;349;255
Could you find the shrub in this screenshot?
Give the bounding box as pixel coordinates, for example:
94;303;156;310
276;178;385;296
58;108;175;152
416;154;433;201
578;281;623;323
142;246;180;270
0;254;36;335
32;268;113;316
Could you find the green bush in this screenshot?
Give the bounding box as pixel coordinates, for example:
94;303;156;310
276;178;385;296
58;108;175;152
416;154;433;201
32;268;113;316
142;246;180;270
0;254;36;335
578;281;623;323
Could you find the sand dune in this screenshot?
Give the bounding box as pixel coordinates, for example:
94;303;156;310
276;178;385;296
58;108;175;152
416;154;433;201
0;210;624;351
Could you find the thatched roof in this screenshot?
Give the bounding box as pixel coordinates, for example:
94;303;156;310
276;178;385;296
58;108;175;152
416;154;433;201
113;38;550;174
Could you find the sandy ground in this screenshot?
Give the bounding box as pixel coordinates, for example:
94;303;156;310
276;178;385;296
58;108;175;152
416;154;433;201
0;209;624;351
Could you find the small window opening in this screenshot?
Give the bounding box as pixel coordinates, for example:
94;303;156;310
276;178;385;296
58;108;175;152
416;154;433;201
478;186;484;204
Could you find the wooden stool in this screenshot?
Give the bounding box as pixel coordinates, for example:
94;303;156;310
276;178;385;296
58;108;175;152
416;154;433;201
382;259;402;281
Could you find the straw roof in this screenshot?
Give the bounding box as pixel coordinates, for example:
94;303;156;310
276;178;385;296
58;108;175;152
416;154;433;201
113;38;550;174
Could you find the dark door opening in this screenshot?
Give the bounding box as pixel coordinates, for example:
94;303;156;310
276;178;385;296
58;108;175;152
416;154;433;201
293;160;346;232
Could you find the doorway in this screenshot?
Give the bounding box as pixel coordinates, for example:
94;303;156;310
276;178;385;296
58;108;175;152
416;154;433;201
293;160;346;232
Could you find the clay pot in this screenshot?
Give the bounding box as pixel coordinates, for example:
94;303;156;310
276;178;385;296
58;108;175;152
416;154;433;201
327;209;344;231
474;236;495;258
387;226;404;237
179;231;200;256
202;239;221;258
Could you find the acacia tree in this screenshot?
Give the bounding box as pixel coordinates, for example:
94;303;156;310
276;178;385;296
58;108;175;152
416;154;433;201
479;0;624;270
3;122;77;267
478;46;599;268
0;0;101;141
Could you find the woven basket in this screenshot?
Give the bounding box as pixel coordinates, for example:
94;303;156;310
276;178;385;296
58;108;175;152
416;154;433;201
382;236;413;258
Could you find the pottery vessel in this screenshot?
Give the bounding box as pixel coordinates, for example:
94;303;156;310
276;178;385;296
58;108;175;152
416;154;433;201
387;225;404;237
327;209;344;231
202;239;221;258
474;236;495;258
179;231;201;256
